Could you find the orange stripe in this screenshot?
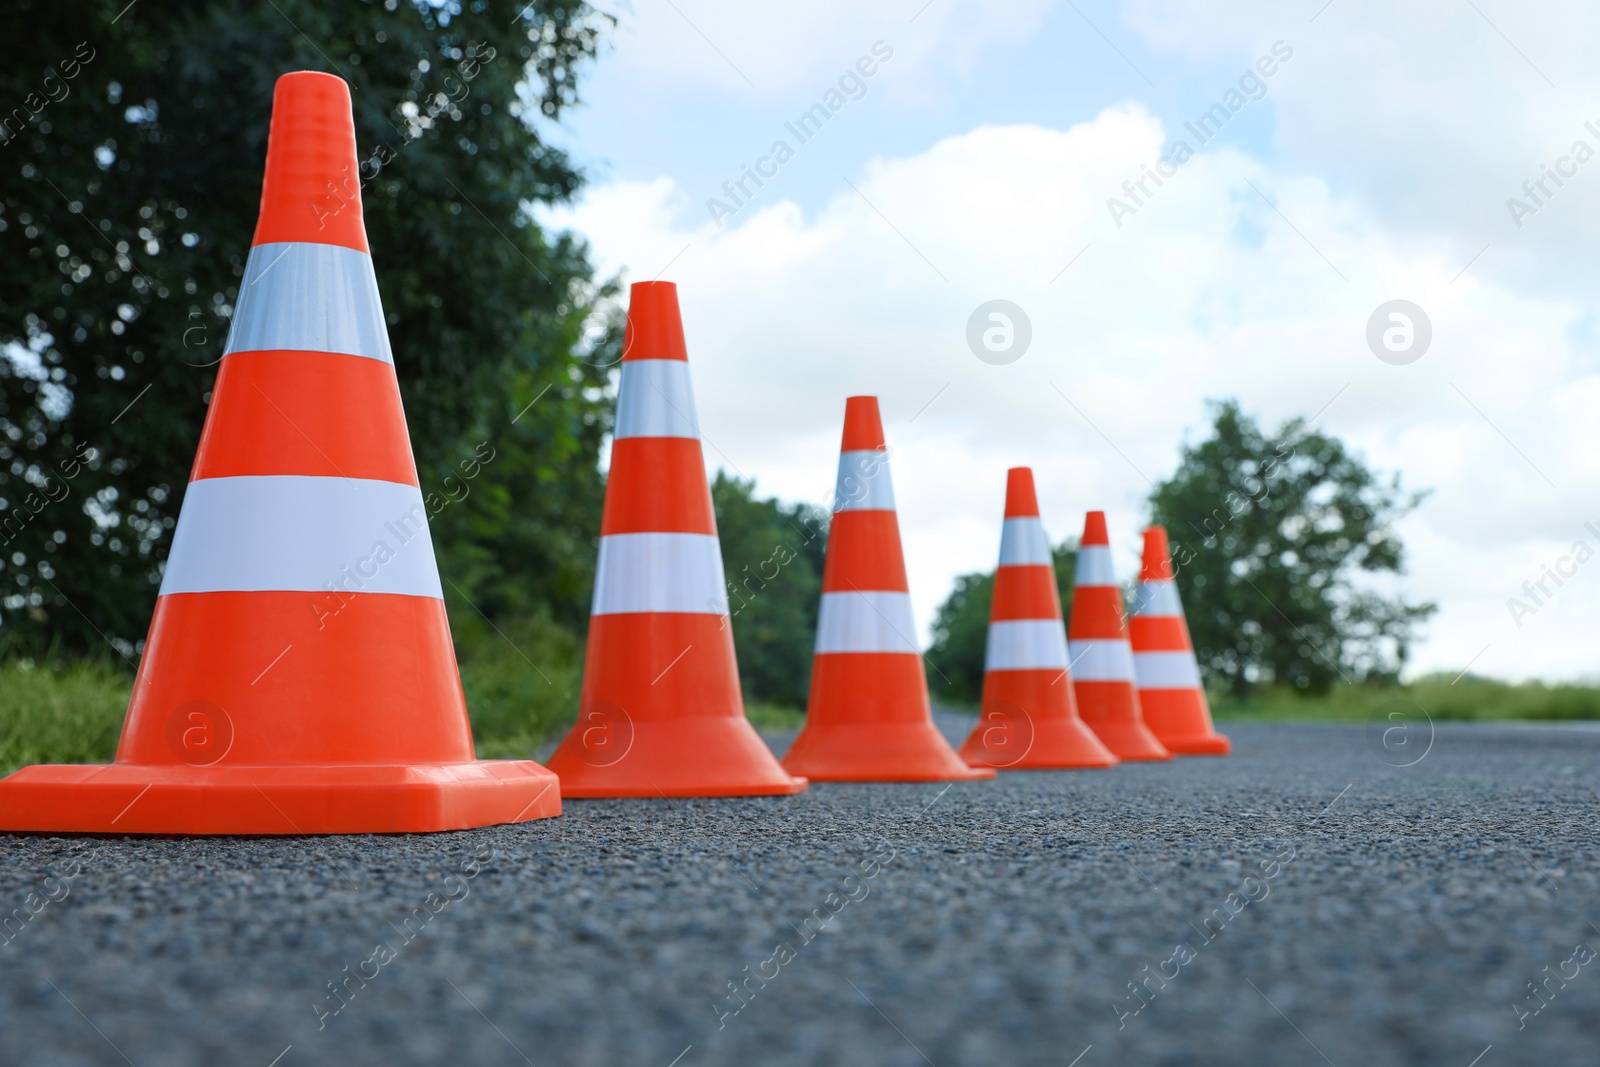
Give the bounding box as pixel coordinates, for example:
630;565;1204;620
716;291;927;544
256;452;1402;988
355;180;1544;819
601;438;716;535
980;667;1076;718
579;613;742;721
1140;526;1174;581
1130;615;1191;652
990;565;1061;620
841;397;887;451
1068;586;1128;639
252;73;368;252
806;651;928;725
821;510;909;593
191;351;418;484
1080;510;1110;546
621;281;689;362
1003;467;1039;518
117;591;472;766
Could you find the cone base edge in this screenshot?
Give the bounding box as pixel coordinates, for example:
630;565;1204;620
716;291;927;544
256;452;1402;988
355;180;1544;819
0;760;561;835
1157;735;1232;756
558;776;810;799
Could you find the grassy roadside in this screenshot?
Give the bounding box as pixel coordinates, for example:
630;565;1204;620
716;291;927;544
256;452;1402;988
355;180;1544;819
0;660;131;774
1212;674;1600;723
6;660;1596;777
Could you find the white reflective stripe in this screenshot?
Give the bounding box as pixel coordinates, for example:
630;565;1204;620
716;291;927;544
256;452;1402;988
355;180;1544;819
614;360;700;440
814;591;919;654
225;243;392;363
984;620;1069;671
591;533;727;615
1135;651;1202;689
998;517;1051;566
1131;579;1183;617
1074;544;1116;586
832;450;896;512
160;476;441;597
1069;638;1136;682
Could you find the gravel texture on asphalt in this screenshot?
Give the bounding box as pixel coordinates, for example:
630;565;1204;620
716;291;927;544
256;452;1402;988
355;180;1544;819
1;715;1598;1067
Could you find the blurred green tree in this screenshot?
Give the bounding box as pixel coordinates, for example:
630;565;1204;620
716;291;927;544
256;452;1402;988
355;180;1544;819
0;0;614;659
1149;399;1435;695
924;543;1077;705
711;472;827;709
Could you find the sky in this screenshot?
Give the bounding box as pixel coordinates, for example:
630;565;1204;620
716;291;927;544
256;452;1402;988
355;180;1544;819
534;0;1600;684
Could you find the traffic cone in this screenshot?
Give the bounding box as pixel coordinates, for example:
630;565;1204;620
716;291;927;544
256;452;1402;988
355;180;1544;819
544;281;806;797
1131;527;1230;755
957;469;1117;770
0;71;561;833
1068;511;1171;762
781;397;993;781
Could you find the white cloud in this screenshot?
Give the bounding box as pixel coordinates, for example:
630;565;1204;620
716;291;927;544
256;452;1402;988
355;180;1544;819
544;98;1600;682
1121;0;1600;296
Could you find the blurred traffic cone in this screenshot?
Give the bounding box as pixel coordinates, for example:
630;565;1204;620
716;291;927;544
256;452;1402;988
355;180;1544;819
1068;511;1171;762
545;281;806;797
1131;527;1230;755
0;71;561;833
958;469;1117;770
781;397;992;781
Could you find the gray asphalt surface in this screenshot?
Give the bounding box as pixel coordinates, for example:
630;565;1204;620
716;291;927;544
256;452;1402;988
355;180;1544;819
2;714;1598;1067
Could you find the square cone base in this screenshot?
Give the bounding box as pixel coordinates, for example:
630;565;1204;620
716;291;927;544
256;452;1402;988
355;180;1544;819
960;717;1121;771
1139;691;1231;755
1082;719;1173;762
0;761;561;835
783;722;997;782
1152;735;1231;756
546;717;809;798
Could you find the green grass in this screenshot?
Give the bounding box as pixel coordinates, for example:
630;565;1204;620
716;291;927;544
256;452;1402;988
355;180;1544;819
8;647;1595;780
452;614;584;759
1213;673;1600;723
744;701;806;731
0;660;132;775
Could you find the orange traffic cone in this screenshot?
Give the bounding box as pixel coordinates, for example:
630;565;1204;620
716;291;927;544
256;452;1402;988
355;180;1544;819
544;282;806;797
1068;511;1171;762
781;397;993;781
0;71;561;833
958;469;1117;770
1131;527;1230;755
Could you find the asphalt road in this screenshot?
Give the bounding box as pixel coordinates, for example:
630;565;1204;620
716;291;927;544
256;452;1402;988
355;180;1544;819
2;715;1598;1067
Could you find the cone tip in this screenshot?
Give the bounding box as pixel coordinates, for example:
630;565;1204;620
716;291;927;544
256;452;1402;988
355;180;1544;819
1003;467;1039;518
1081;510;1109;546
1140;526;1174;581
841;396;886;452
253;70;367;252
622;280;688;362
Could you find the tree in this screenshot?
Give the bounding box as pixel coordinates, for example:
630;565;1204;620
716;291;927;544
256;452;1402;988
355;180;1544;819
924;544;1077;705
710;473;827;709
0;0;613;659
1149;399;1435;695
